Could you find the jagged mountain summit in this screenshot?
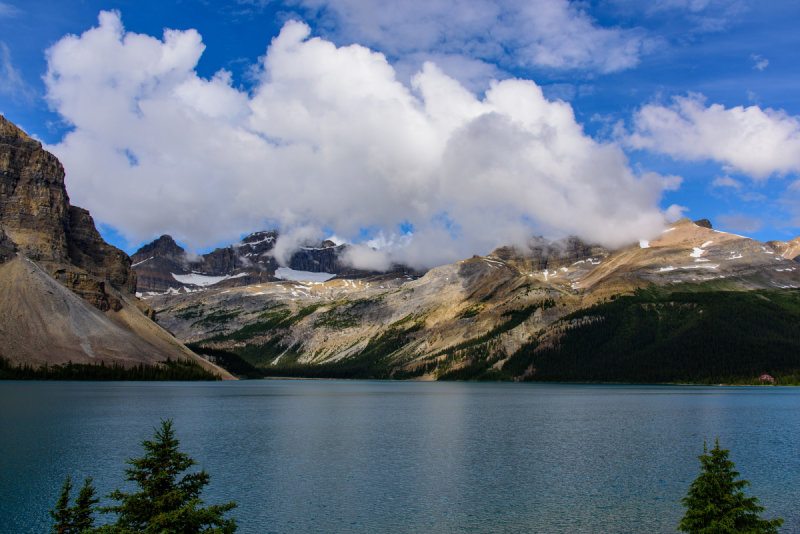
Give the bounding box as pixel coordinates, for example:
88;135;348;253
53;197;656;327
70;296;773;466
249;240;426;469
132;232;278;293
0;114;231;378
144;217;800;382
131;231;419;295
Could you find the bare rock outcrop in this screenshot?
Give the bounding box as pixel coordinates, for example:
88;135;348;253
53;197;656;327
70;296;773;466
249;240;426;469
67;206;136;293
766;236;800;262
491;236;608;273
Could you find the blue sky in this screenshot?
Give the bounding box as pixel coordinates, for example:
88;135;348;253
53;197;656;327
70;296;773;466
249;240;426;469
2;0;800;268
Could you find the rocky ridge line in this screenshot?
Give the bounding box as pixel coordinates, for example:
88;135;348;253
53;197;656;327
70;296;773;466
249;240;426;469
131;231;419;295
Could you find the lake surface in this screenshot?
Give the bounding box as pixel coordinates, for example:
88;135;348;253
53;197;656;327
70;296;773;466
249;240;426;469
1;381;798;533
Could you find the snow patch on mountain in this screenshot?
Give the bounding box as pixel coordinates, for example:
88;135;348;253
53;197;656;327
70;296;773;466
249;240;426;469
690;248;706;258
275;267;336;282
171;272;248;286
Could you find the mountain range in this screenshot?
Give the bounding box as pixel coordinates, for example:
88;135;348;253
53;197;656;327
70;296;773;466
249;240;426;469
130;231;418;295
3;112;800;383
135;213;800;382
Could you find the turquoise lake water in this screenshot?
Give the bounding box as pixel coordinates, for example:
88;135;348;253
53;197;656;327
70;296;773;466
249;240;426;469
1;380;798;533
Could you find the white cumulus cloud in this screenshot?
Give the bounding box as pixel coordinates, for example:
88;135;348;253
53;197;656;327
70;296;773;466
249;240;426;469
45;12;671;270
628;93;800;179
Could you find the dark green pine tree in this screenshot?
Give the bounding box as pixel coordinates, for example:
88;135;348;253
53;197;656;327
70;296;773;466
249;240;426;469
50;476;74;534
50;476;99;534
678;439;783;533
72;479;100;532
98;419;236;533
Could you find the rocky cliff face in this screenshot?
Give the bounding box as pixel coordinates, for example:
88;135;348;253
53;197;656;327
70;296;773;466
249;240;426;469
289;242;345;273
67;206;136;292
0;116;70;264
0;115;136;303
0;114;231;377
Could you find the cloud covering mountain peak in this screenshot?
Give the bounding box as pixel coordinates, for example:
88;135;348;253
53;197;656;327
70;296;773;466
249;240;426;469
45;11;672;269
